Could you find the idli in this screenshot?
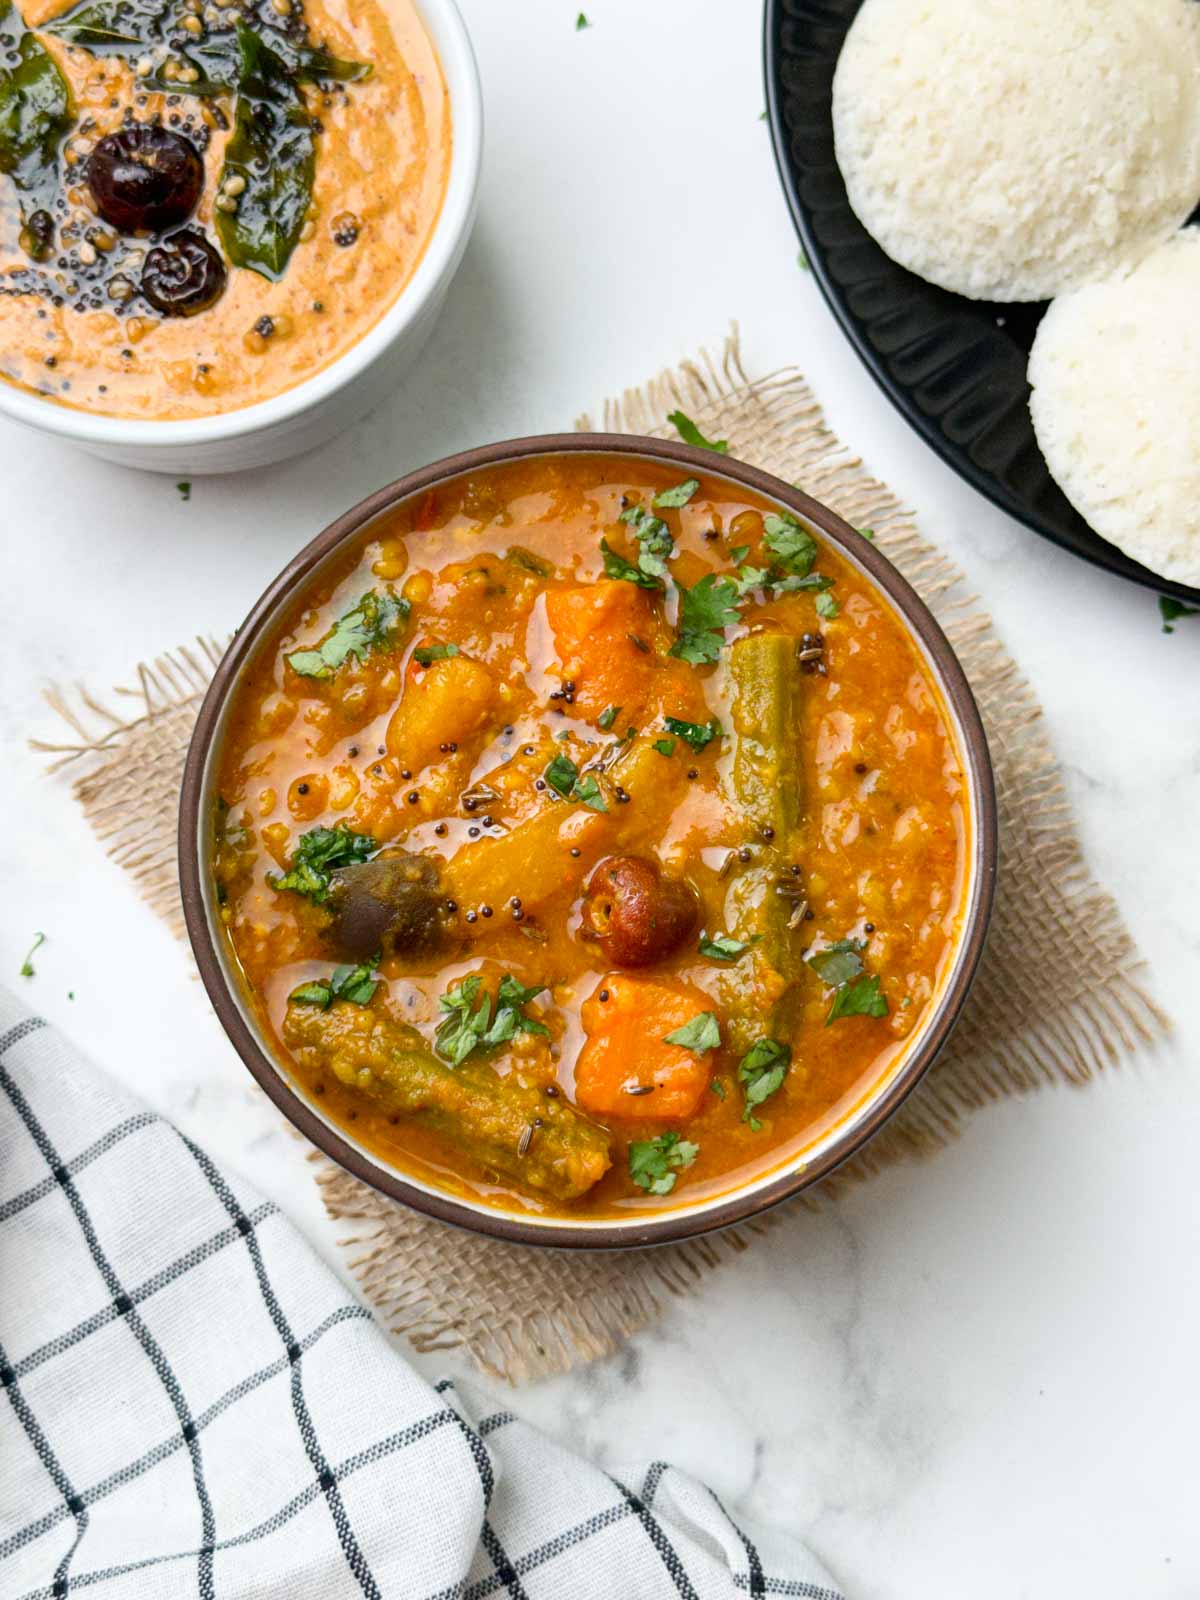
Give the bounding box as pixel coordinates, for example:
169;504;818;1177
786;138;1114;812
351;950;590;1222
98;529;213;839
1028;228;1200;588
833;0;1200;302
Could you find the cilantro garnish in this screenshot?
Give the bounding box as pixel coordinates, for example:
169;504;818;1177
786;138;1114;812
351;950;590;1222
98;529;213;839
435;973;549;1066
827;974;889;1024
628;1131;699;1196
664;715;720;752
413;642;460;666
710;1078;727;1099
737;1037;790;1127
762;511;817;578
653;478;700;510
667;410;728;454
290;960;380;1010
544;754;608;811
20;931;45;978
670;574;740;664
575;10;590;27
288;591;410;679
597;704;620;731
619;503;675;581
699;932;760;961
1160;596;1200;634
734;564;772;597
815;591;840;620
664;1010;721;1052
806;937;865;989
176;481;191;501
809;937;889;1024
268;823;376;904
653;737;676;757
601;537;661;590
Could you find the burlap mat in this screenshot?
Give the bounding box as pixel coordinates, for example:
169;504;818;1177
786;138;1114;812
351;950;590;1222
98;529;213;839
36;333;1169;1382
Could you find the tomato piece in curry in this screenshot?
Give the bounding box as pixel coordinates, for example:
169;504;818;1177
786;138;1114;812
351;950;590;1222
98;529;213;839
214;455;969;1219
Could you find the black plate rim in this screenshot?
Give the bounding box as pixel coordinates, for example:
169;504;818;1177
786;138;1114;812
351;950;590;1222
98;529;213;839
762;0;1200;608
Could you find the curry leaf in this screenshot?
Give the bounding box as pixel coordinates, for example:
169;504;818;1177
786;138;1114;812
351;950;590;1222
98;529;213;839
0;5;72;199
737;1037;790;1126
628;1131;699;1196
663;1010;720;1053
216;24;314;280
44;0;160;49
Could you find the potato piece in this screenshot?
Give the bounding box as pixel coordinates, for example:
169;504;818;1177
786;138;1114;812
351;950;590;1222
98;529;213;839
545;581;664;722
574;973;716;1120
385;652;496;774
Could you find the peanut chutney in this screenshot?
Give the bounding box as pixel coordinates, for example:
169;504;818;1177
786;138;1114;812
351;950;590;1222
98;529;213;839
0;0;449;419
214;455;970;1219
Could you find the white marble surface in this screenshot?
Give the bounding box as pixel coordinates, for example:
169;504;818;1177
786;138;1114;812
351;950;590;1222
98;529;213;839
3;0;1199;1593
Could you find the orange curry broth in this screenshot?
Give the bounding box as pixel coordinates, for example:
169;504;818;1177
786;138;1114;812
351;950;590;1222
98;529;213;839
0;0;449;419
215;455;969;1219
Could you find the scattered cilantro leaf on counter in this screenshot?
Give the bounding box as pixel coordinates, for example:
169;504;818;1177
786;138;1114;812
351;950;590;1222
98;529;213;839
664;1010;721;1053
653;477;700;510
667;410;728;454
435;973;548;1066
653;737;676;757
797;250;809;272
1160;596;1199;634
268;823;376;903
807;937;865;989
664;715;721;751
176;481;191;501
737;1037;791;1127
288;590;409;679
597;703;621;730
628;1131;699;1195
290;959;380;1011
413;642;460;666
699;931;760;961
815;591;840;620
19;932;45;978
670;574;741;664
575;10;590;28
601;537;661;590
827;973;889;1025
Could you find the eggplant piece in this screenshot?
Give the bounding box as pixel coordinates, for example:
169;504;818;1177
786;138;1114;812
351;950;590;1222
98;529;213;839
283;1001;612;1202
326;851;451;961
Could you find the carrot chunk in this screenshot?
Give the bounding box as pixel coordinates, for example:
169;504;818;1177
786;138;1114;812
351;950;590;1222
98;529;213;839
545;581;663;722
574;973;716;1120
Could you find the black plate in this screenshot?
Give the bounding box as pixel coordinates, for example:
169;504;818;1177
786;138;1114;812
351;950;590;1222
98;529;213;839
764;0;1200;606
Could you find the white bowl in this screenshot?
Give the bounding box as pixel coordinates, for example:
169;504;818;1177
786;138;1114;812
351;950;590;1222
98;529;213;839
0;0;482;476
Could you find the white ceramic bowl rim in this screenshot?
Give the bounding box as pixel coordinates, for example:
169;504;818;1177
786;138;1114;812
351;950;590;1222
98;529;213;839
0;0;482;451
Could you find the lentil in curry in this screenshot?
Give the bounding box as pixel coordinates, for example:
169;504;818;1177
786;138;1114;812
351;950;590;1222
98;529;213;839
214;454;969;1219
0;0;449;418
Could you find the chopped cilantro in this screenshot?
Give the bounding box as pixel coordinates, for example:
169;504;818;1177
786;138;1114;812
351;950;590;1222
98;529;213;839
575;10;590;27
573;773;608;812
288;591;410;679
734;564;772;597
597;703;621;730
435;973;549;1066
290;959;380;1011
544;753;579;798
710;1078;727;1099
268;823;376;904
667;410;728;454
827;973;889;1025
737;1037;790;1127
664;1010;721;1052
619;503;675;580
699;931;759;961
727;543;751;565
653;477;700;510
19;931;45;979
815;591;840;620
413;642;460;666
670;574;741;664
176;481;191;501
807;937;865;988
601;537;661;590
797;249;809;272
628;1131;699;1196
858;526;876;541
762;511;818;578
653;737;677;757
1160;596;1200;634
664;715;720;752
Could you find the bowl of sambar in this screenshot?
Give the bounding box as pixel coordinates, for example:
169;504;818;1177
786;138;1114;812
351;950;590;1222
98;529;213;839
180;435;997;1246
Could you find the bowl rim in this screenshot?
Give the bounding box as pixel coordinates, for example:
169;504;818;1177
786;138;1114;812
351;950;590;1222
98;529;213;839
0;0;482;452
179;432;998;1249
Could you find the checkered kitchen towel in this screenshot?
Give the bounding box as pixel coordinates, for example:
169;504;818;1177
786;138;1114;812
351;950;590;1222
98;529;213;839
0;993;843;1600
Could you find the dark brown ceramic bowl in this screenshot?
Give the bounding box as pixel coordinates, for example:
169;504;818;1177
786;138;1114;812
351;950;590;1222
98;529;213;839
179;434;997;1249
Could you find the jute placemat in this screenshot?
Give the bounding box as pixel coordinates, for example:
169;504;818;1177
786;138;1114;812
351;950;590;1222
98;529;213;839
36;332;1169;1382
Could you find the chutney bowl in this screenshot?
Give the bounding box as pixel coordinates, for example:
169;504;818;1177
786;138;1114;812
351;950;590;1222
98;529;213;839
179;433;998;1248
0;0;482;477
